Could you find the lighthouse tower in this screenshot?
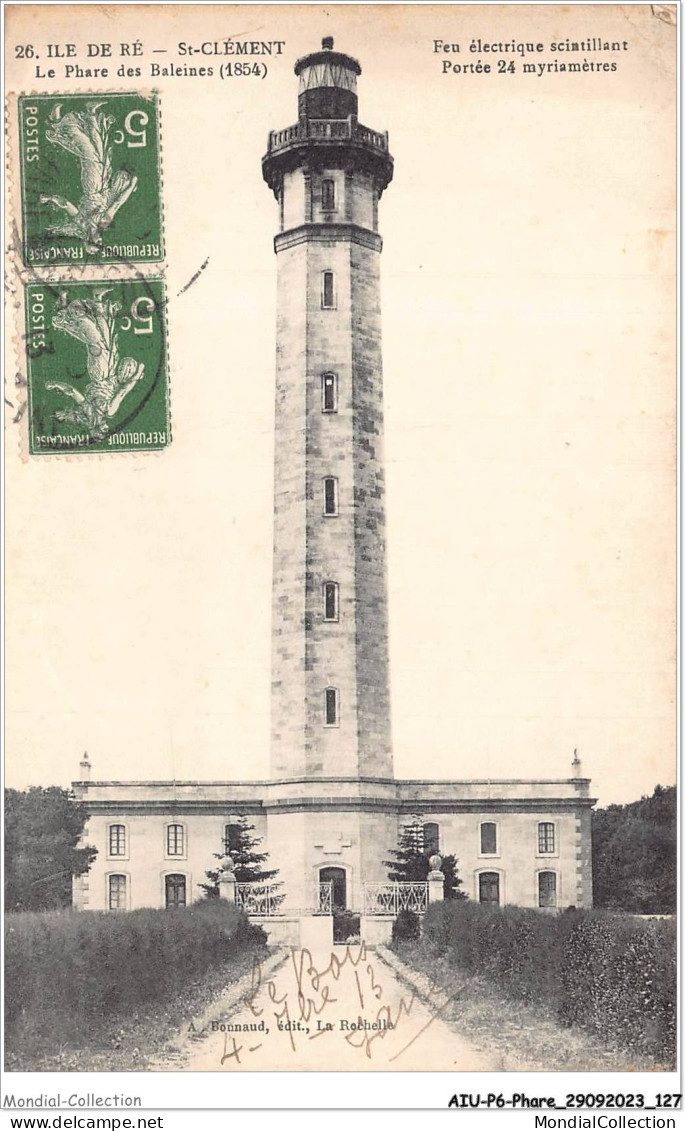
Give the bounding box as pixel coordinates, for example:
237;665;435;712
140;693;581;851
263;39;394;784
72;45;595;923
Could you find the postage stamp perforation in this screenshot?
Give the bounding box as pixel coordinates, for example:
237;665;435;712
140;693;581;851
22;274;171;457
6;89;170;459
16;88;165;268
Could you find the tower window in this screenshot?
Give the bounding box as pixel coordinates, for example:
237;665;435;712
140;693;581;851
480;822;497;855
322;271;335;309
538;871;557;908
538;822;555;854
322;372;338;413
321;179;336;211
166;823;185;856
108;824;126;857
108;874;127;911
423;822;440;856
324;687;340;727
323;477;338;516
323;581;339;621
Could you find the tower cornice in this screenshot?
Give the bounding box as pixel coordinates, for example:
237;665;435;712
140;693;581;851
262;121;393;200
274;222;382;254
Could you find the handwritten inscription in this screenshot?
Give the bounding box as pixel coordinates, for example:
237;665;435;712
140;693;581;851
214;943;464;1067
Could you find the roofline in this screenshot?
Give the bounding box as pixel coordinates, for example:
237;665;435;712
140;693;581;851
72;776;592;788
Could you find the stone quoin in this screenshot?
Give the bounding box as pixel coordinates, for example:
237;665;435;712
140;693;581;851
73;40;594;919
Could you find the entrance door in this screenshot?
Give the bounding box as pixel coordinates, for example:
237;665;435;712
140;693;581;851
165;873;187;909
319;866;346;911
479;871;500;905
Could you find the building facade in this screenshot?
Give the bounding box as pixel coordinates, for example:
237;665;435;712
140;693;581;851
74;40;594;917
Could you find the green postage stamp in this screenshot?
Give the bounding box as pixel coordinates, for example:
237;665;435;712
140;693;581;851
18;93;163;266
25;278;169;454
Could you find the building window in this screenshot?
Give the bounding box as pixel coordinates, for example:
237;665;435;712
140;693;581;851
480;821;497;855
323;581;339;621
323;477;338;516
322;372;338;413
423;822;440;856
479;871;500;905
165;873;187;910
538;822;555;854
108;824;126;856
538;871;557;908
324;686;339;727
321;179;336;211
108;874;127;911
224;822;241;855
167;823;184;856
322;270;335;309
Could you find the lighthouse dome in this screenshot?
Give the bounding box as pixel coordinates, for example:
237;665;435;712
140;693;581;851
295;38;361;121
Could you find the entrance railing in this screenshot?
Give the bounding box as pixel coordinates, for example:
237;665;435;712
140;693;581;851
235;883;284;917
317;881;333;915
363;882;429;917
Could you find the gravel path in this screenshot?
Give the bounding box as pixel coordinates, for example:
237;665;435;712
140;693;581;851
156;942;491;1072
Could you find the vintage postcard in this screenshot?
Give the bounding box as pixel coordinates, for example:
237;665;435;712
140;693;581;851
3;0;678;1117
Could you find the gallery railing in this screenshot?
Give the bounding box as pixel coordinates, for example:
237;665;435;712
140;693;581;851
235;882;284;917
363;882;429;917
267;117;389;154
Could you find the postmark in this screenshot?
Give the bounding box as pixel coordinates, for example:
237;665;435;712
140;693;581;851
19;93;164;267
25;277;169;454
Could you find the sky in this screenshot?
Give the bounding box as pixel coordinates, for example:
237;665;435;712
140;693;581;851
5;4;676;807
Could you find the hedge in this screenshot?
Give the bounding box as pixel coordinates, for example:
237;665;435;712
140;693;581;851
5;900;266;1052
419;902;676;1063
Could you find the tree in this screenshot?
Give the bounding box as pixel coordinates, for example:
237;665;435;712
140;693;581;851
592;784;676;913
4;786;97;911
384;815;468;900
200;815;280;899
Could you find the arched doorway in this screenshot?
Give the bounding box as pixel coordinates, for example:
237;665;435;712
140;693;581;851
319;866;347;911
165;873;187;909
478;871;500;905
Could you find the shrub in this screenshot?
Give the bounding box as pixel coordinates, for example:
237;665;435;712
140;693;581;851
333;910;360;943
5;900;266;1056
392;909;421;942
417;902;675;1064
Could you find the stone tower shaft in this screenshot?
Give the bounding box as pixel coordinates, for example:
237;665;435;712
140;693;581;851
263;40;394;781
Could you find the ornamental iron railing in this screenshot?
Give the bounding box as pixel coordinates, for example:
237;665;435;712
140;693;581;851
267;117;389;154
318;881;333;915
363;882;429;917
235;883;284;917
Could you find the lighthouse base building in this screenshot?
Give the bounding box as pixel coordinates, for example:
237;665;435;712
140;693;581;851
73;41;594;919
73;773;594;914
